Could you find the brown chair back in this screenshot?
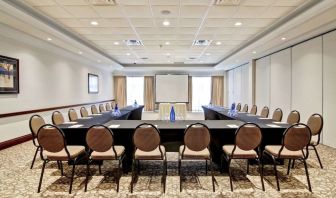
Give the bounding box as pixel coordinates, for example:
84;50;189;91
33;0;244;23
80;107;89;117
91;105;99;114
99;104;105;113
133;123;161;152
235;123;262;151
52;111;65;125
68;108;78;121
183;123;211;152
272;108;283;122
260;106;269;118
236;103;241;111
106;103;112;111
37;124;66;153
307;113;323;136
282;123;311;152
287;110;300;124
29;115;46;137
250;105;257;115
86;125;114;152
242;104;248;112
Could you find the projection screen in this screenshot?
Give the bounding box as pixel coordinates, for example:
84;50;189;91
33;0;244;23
155;74;189;103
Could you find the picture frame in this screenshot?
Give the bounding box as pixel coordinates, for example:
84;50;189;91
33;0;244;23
0;55;19;94
88;73;99;94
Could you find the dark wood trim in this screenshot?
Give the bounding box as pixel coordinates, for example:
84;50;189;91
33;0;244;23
0;99;115;118
0;134;32;150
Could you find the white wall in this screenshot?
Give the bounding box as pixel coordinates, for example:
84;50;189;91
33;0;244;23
0;30;113;142
255;56;271;113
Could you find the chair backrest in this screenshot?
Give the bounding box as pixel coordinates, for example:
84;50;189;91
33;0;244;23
260;106;269;118
236;103;241;111
68;108;78;121
250;105;257;115
80;107;89;117
52;111;65;125
235;123;262;151
287;110;300;124
106;103;112;111
307;113;323;136
272;108;283;122
91;105;99;114
99;104;105;113
183;123;211;152
86;125;114;153
111;101;116;109
133;123;161;152
282;123;311;152
242;104;248;112
29;115;46;137
37;124;67;154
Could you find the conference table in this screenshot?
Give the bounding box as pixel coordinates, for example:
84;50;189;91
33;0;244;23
58;105;290;171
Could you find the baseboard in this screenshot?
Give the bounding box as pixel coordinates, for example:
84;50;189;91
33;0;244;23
0;134;32;150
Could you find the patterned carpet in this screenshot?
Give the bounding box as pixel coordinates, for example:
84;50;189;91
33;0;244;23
0;141;335;198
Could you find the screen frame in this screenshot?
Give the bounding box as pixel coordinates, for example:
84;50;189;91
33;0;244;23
88;73;99;94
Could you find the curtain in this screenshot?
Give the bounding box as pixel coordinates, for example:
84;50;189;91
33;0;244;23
211;76;224;106
144;76;155;111
187;76;192;111
113;76;127;107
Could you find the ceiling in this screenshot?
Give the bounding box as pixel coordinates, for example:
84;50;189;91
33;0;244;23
20;0;307;65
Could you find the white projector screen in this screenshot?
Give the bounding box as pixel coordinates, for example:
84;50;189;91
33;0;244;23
155;74;189;103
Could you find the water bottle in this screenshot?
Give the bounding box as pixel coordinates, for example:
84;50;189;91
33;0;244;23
134;100;138;107
170;106;175;122
114;103;120;116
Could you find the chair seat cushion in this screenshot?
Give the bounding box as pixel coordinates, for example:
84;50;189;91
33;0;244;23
44;145;85;161
310;140;318;146
135;145;165;160
265;145;304;158
223;145;258;159
91;146;125;160
179;145;210;159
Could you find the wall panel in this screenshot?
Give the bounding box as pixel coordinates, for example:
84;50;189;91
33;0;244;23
255;56;271;114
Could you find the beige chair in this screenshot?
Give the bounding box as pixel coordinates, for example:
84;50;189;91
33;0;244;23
105;103;112;111
80;107;89;117
37;124;85;193
179;123;215;192
260;106;269;118
236;103;241;111
307;114;324;168
131;123;167;193
52;111;65;125
262;123;312;192
91;105;99;114
99;104;105;113
29;115;45;169
85;125;126;192
250;105;257;115
242;104;248;112
68;108;78;121
222;123;264;191
287;110;300;124
272;108;283;122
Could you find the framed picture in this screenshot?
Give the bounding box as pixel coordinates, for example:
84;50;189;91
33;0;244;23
0;55;19;94
88;73;99;94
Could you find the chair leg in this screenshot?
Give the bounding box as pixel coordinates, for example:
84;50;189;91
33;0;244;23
272;157;280;191
98;164;102;174
287;159;291;175
291;159;295;168
69;163;76;194
257;158;265;191
313;145;323;169
178;157;181;175
210;159;215;192
179;159;182;192
162;160;166;193
247;159;250;174
303;159;312;192
31;147;39;169
85;162;90;192
137;160;140;174
228;159;233;191
220;154;224;174
117;159;121;192
37;160;47;193
60;161;64;176
205;160;208;175
131;159;136;193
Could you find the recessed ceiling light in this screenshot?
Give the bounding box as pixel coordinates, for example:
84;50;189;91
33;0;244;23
126;53;131;56
205;53;211;56
235;22;242;26
166;53;171;56
252;51;257;54
215;41;222;45
114;41;119;45
91;21;98;26
163;20;170;26
281;37;287;40
165;41;170;45
78;51;83;55
47;37;52;41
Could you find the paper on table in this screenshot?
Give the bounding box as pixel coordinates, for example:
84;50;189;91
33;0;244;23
92;114;102;116
246;114;258;116
273;121;287;124
258;118;272;120
227;124;239;128
109;124;120;128
68;124;83;128
267;124;281;128
63;121;77;124
80;117;92;119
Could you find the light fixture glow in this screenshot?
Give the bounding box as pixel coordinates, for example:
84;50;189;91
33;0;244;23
215;41;222;45
235;22;242;26
166;53;171;56
78;51;83;55
252;51;257;54
47;37;52;41
114;41;119;45
281;37;287;40
205;53;211;56
91;21;98;26
165;41;170;45
163;20;170;26
126;53;131;56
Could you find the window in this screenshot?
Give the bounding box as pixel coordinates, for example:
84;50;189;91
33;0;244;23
126;77;144;106
192;77;211;111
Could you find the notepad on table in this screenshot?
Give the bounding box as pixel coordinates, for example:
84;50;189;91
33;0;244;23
63;121;77;124
227;124;239;128
273;121;287;124
80;117;92;119
266;124;281;128
92;114;102;116
68;124;83;128
109;124;120;128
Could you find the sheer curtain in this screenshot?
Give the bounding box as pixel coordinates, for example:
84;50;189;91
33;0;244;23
211;76;224;106
113;76;127;107
187;76;192;111
192;77;211;111
126;77;144;106
144;76;154;111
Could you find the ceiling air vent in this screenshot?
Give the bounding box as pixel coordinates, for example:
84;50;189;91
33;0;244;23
193;40;212;46
87;0;117;6
124;40;143;46
214;0;241;6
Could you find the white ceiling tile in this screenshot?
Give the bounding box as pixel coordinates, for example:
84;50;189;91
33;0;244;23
207;6;238;18
179;18;202;27
150;0;179;5
63;6;99;18
273;0;306;6
155;18;178;27
55;0;88;5
36;6;73;18
180;6;208;18
119;0;148;5
241;0;273;6
261;6;293;18
152;6;179;18
93;6;124;18
58;18;82;27
181;0;213;5
23;0;56;6
177;27;198;34
123;6;152;18
130;18;154;27
234;6;267;18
